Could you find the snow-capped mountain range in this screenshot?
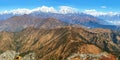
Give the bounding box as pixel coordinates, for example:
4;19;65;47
0;6;119;16
0;6;78;20
0;6;120;26
0;6;78;15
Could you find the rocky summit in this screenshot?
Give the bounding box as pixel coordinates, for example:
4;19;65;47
0;26;119;60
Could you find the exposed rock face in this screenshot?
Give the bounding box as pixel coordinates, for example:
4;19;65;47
22;53;36;60
0;50;36;60
0;27;119;60
0;50;16;60
67;52;116;60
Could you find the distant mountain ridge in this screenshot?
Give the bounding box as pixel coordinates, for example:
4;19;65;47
98;14;120;25
0;13;120;32
83;9;120;25
0;6;120;32
0;15;67;32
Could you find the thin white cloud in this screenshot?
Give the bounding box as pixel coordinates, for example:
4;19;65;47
83;9;118;16
11;8;31;15
108;21;120;25
0;8;31;15
83;9;107;16
101;6;107;9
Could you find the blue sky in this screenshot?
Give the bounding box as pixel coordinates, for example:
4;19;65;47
0;0;120;12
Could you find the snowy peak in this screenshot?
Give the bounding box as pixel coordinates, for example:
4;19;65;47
32;6;57;13
59;6;77;14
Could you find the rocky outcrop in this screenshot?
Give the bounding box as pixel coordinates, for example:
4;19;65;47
67;52;116;60
0;50;16;60
22;53;36;60
0;50;36;60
